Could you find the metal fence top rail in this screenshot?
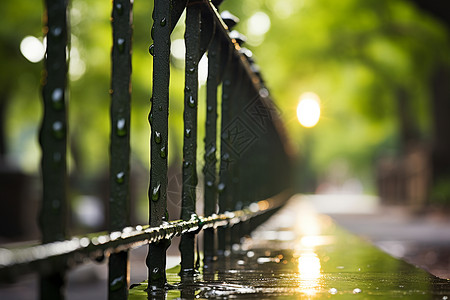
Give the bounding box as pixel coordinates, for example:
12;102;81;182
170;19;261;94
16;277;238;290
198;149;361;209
0;193;288;282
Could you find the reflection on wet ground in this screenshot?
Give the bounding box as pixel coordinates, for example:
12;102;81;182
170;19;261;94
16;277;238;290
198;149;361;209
130;196;450;299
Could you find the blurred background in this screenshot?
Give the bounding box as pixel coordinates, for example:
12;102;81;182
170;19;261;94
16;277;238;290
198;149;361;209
0;0;449;256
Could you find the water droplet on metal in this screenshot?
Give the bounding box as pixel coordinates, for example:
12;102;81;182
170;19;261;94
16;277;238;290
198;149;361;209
148;112;153;125
110;275;125;292
217;182;225;192
115;3;123;15
188;67;195;74
183;161;191;168
206;146;216;161
51;27;62;37
160;145;167;158
53;152;62;163
116;118;126;136
353;288;362;294
117;38;125;53
188;95;196;108
116;172;125;184
185;128;191;138
160;17;166;27
207;105;213;112
222;153;230;162
154;131;161;144
149;44;154;56
52;121;64;139
158;105;163;111
151;25;155;39
152;183;161;201
185;86;191;92
52;199;60;209
329;288;338;295
51;88;64;110
206;181;213;187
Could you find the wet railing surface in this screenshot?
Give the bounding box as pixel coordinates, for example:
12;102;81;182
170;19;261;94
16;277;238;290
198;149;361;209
0;0;293;299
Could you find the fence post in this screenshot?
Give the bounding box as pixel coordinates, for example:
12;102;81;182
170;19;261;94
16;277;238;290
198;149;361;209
147;0;171;292
108;1;133;299
203;27;221;262
39;0;68;298
180;0;201;275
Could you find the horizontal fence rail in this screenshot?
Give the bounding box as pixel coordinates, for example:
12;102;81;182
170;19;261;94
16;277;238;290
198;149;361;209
0;195;287;282
0;0;294;299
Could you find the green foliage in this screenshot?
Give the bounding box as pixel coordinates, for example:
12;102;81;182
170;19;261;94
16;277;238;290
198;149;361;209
1;0;449;194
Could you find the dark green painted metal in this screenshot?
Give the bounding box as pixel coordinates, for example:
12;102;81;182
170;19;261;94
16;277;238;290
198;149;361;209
217;46;235;255
0;197;286;282
39;0;68;298
203;28;221;261
147;0;172;290
180;0;201;275
109;1;132;299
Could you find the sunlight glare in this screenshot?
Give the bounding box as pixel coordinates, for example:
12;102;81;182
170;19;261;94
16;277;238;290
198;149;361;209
297;92;321;128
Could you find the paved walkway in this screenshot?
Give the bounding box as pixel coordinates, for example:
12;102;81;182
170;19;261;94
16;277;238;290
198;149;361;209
130;195;450;298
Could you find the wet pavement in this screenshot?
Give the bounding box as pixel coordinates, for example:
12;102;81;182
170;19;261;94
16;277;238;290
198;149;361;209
130;195;450;299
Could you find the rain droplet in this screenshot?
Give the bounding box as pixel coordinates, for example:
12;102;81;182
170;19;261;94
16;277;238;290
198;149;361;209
51;88;64;110
154;131;161;144
185;86;191;92
183;161;191;168
160;17;166;27
160;145;167;158
115;3;123;15
206;181;213;187
51;27;62;37
149;44;155;56
158;105;163;111
222;153;230;162
52;199;60;209
52;121;64;139
188;67;195;74
188;95;196;108
151;267;161;280
53;152;62;163
152;183;161;201
207;105;213;112
151;25;155;39
116;118;126;136
110;275;125;292
117;38;125;53
116;172;125;184
148;112;153;125
353;288;362;294
217;182;225;192
185;128;191;138
329;288;338;295
206;146;216;161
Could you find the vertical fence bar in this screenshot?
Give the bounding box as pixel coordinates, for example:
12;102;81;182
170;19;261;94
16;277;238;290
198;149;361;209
147;0;171;291
217;48;234;255
180;0;201;275
39;0;68;298
203;27;221;262
109;1;132;299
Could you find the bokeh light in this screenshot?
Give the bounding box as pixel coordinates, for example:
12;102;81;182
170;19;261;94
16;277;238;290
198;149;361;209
297;92;321;128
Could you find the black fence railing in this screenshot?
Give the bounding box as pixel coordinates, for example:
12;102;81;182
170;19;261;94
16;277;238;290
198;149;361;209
0;0;294;299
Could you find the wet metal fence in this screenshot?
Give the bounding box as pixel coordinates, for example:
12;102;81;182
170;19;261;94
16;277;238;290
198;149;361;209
0;0;293;299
